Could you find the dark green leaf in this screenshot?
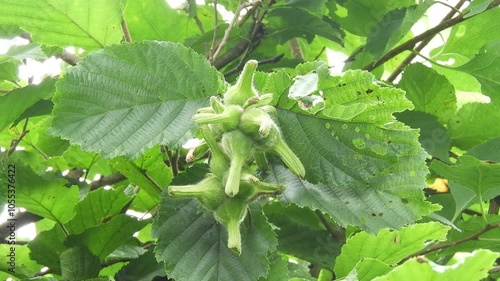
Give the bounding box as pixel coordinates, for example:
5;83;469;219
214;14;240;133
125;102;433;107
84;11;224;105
115;250;165;281
266;7;344;45
60;246;101;281
398;63;457;123
395;111;451;161
65;215;149;259
258;252;289;281
50;41;225;158
466;136;500;162
12;99;54;126
366;1;432;60
152;193;277;281
28;225;67;274
267;165;440;233
0;78;55;132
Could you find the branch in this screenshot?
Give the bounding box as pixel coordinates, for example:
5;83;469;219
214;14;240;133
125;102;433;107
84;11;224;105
209;0;220;61
399;223;500;264
387;0;467;82
489;196;500;214
211;2;245;61
0;212;43;240
56;49;81;66
121;20;132;43
89;172;127;191
364;0;500;72
6;118;30;157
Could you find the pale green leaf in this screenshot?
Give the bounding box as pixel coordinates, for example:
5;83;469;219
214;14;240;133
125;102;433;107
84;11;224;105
431;7;500;59
373;249;500;281
0;43;46;63
60;246;101;281
0;245;42;278
366;1;433;60
398;63;457;123
111;156;163;199
431;155;500;201
346;258;392;281
334;222;449;278
152;193;277;281
448;102;500;149
0;78;55;132
66;215;149;259
395;111;451;161
16;164;78;224
124;0;199;42
455;40;500;99
50;41;225;158
464;0;496;18
64;187;134;234
0;0;122;50
267;165;440;233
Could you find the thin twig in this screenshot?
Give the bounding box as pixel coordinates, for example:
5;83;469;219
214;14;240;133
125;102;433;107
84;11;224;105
289;38;303;59
89;172;127;191
57;49;81;66
121;20;132;43
488;196;500;215
209;0;219;61
238;0;262;27
387;0;467;82
399;223;500;264
212;2;245;61
6;118;30;157
434;0;465;16
364;0;500;72
193;15;205;34
314;46;327;61
223;53;284;76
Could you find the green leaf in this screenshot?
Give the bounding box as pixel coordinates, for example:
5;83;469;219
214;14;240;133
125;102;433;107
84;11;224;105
64;187;134;234
431;7;500;60
50;41;225;158
267;165;440;233
0;245;42;278
111;156;163;199
334;222;449;278
398;63;457;123
124;0;199;42
0;43;47;63
65;215;149;259
259;252;289;281
448;102;500;149
0;78;55;132
395;111;451;161
266;7;344;45
373;249;500;281
466;136;500;162
0;24;22;38
431;155;500;202
12;100;54;126
28;225;67;274
115;250;165;281
455;40;500;99
0;61;18;81
60;246;101;281
16;164;78;224
152;193;277;281
0;0;123;50
332;0;415;36
264;203;342;269
437;216;500;256
366;1;432;60
346;258;392;281
464;0;496;18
